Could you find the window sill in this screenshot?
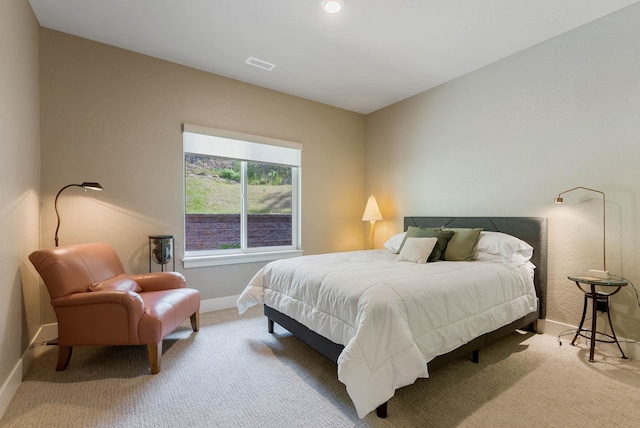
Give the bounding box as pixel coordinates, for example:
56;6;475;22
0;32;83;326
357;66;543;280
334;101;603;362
183;249;304;268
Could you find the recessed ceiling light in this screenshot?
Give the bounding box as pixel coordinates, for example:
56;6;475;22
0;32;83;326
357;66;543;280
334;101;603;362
323;0;344;14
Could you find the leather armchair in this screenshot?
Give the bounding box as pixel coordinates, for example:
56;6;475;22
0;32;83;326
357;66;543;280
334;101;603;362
29;242;200;374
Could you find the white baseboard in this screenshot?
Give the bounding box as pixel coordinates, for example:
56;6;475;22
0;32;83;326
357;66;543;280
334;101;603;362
200;294;240;313
536;318;575;337
0;360;22;420
0;324;55;419
37;323;59;343
539;318;640;360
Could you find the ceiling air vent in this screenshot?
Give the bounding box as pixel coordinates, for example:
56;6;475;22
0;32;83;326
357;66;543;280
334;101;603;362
245;56;276;71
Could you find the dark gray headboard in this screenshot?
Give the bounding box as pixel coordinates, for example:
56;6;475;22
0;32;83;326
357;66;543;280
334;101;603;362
404;216;547;319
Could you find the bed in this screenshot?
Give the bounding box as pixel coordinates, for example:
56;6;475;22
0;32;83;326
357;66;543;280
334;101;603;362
237;216;547;418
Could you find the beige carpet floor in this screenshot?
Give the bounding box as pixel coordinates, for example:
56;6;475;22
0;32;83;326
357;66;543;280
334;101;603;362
2;305;640;427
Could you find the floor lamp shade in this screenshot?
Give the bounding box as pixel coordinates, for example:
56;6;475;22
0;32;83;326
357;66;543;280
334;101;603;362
554;186;606;272
54;182;103;247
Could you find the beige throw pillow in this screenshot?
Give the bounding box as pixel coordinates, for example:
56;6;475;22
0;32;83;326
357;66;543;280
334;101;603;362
396;237;438;264
397;226;454;262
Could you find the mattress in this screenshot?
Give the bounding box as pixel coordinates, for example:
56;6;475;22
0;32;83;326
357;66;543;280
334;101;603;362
237;249;537;418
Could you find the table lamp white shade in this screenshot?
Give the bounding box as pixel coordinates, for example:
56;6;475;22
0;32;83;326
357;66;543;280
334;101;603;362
362;195;383;222
362;195;382;248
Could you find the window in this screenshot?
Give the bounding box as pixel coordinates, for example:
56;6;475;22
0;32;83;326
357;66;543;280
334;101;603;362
182;124;302;267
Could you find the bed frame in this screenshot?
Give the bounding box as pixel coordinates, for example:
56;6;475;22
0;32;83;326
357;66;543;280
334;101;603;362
264;216;547;418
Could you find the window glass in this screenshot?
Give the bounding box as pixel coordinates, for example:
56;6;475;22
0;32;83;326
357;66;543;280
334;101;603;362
246;162;293;248
183;125;302;266
185;155;241;251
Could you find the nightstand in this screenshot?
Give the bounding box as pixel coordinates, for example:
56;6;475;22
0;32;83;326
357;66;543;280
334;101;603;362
568;274;628;362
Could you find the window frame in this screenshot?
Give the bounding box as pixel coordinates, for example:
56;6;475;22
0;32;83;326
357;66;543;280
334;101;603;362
182;124;303;268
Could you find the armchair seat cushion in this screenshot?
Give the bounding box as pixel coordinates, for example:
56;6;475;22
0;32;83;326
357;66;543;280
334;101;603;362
138;288;201;344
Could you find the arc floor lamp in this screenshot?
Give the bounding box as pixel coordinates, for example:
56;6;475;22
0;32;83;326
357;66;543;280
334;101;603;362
554;186;606;273
54;182;103;247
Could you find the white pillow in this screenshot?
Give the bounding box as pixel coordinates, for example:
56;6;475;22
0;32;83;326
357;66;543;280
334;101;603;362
475;231;533;267
395;237;438;264
383;232;406;252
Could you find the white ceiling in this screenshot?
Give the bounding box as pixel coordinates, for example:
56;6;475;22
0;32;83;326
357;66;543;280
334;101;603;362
29;0;640;114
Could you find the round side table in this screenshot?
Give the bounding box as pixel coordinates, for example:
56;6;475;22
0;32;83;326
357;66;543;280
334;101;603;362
568;274;628;362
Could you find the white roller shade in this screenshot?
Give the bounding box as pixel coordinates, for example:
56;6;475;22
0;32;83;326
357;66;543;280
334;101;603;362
183;124;301;167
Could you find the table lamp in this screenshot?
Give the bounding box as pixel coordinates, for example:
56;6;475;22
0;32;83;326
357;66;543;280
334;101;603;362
362;195;383;249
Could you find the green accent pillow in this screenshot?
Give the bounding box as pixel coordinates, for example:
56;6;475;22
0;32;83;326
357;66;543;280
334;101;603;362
441;228;483;261
397;226;454;262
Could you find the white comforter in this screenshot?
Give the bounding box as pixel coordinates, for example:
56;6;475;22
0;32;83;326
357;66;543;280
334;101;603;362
237;249;537;418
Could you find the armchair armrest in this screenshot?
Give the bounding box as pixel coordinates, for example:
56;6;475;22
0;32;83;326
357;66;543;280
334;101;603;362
51;291;145;345
52;290;144;315
130;272;186;292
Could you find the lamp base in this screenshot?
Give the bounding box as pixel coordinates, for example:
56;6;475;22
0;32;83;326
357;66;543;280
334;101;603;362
587;269;610;280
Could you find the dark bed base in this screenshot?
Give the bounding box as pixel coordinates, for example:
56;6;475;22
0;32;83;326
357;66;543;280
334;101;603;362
265;304;538;418
264;216;547;418
265;305;539;367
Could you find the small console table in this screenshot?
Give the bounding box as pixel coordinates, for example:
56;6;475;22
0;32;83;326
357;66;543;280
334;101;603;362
568;274;628;362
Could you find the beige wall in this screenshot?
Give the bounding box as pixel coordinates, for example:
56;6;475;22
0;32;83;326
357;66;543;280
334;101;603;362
0;0;41;413
39;29;366;322
366;4;640;340
6;1;638;404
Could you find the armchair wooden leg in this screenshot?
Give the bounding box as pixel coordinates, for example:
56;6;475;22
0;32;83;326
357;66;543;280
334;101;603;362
147;342;162;374
190;311;200;332
56;345;72;371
